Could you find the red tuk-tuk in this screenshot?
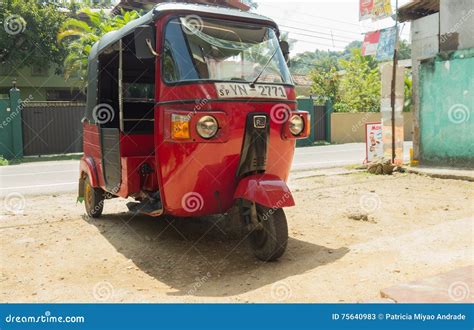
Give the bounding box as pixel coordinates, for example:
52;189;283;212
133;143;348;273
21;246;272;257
78;3;310;261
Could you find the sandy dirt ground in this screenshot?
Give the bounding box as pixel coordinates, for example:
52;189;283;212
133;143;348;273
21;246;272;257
1;171;473;303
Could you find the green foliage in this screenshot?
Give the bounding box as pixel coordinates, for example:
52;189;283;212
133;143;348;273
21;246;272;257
404;71;413;112
0;0;67;71
0;156;9;166
306;40;412;113
309;49;381;112
335;49;381;112
309;66;340;105
398;39;412;60
58;8;140;91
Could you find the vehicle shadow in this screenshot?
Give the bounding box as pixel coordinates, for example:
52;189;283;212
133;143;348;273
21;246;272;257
85;211;349;298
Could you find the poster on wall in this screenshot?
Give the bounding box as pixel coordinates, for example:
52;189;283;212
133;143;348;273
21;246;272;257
359;0;374;21
361;30;381;56
365;122;383;162
376;26;398;61
372;0;393;20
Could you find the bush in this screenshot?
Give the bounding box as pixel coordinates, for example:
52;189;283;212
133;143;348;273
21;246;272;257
0;156;9;166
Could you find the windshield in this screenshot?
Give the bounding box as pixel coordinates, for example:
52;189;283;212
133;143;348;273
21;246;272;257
162;17;292;84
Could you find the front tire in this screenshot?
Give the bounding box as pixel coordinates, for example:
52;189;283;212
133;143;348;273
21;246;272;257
84;176;104;218
249;206;288;261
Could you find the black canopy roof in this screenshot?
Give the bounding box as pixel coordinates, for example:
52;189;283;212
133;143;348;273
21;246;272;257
88;2;277;61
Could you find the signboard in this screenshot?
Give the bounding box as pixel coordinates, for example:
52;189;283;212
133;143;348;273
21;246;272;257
372;0;393;21
365;122;383;162
375;26;398;61
361;30;380;56
359;0;374;21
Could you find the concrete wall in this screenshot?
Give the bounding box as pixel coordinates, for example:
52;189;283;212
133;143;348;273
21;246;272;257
331;112;413;144
419;48;474;167
440;0;474;51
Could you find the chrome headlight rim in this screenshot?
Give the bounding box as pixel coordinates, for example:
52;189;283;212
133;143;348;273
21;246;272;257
289;114;304;136
196;115;219;139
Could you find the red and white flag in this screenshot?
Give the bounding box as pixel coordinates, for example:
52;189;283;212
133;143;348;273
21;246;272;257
361;30;381;56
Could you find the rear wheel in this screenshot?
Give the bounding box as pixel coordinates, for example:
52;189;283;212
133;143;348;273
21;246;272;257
84;176;104;218
248;205;288;261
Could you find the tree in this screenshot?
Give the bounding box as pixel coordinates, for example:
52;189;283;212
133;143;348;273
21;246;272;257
335;49;381;112
309;56;340;104
397;39;411;60
58;8;140;91
0;0;67;71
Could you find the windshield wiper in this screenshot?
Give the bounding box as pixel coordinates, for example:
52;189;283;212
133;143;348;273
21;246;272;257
249;47;279;88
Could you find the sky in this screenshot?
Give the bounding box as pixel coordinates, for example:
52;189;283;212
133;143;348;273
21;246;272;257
253;0;412;55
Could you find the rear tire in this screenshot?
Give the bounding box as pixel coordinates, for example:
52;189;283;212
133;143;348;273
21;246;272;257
84;176;104;218
249;206;288;261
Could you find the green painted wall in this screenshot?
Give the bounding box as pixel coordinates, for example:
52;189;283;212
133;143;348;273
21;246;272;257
0;65;77;101
419;48;474;167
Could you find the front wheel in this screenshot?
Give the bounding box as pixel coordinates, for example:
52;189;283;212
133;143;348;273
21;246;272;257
84;176;104;218
248;206;288;261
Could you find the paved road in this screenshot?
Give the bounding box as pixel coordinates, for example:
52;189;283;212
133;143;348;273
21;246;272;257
0;142;412;197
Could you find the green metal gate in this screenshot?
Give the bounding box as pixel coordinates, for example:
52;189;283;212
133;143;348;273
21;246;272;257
0;88;23;160
296;98;332;147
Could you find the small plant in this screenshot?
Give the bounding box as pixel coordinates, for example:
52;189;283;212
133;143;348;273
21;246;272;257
0;156;9;166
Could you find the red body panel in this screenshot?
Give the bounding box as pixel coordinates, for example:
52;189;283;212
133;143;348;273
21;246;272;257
234;174;295;209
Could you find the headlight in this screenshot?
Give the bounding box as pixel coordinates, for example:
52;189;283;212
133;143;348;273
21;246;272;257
196;115;218;139
289;115;304;136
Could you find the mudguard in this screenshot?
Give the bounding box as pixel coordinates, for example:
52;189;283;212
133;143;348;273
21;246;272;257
79;156;100;187
234;174;295;209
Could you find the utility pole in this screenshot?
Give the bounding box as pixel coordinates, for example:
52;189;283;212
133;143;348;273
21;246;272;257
390;0;399;163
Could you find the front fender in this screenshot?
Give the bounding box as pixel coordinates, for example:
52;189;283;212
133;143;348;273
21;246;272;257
234;174;295;209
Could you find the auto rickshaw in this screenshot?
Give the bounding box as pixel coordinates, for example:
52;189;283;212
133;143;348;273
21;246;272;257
78;3;310;261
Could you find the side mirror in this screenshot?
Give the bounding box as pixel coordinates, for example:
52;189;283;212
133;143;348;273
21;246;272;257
134;25;157;59
279;40;290;63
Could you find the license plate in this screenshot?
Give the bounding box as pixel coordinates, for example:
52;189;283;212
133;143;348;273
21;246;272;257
215;83;287;99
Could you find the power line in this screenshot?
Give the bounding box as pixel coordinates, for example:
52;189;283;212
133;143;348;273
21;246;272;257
281;30;352;44
280;25;359;42
259;3;364;28
271;16;364;37
288;38;346;50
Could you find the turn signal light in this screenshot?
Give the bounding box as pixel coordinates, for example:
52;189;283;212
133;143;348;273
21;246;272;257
171;114;190;140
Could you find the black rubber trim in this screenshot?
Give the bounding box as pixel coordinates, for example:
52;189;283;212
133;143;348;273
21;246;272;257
236;112;269;178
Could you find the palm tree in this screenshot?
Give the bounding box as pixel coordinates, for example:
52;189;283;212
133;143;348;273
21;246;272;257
58;8;140;91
